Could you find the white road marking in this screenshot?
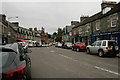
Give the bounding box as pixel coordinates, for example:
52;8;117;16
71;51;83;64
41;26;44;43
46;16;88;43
94;66;120;75
50;50;55;53
59;54;78;61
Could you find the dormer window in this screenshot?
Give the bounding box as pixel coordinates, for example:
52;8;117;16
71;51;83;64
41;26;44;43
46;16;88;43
102;7;111;14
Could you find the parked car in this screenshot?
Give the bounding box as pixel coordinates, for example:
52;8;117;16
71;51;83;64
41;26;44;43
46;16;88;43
72;42;87;52
32;41;36;47
36;41;42;47
63;42;72;49
18;42;28;52
55;42;62;48
28;41;33;47
0;43;32;80
86;40;119;57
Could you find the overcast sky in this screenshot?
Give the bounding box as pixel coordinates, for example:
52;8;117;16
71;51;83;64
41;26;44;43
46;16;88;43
1;0;119;34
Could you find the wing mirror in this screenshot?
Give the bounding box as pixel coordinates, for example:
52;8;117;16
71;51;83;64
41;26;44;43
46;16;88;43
25;49;32;53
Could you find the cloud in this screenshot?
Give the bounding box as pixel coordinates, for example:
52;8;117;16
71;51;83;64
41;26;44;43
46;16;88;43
2;2;102;34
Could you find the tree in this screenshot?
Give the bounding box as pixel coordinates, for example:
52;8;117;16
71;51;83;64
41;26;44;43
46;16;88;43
52;28;62;42
52;32;57;39
57;28;62;42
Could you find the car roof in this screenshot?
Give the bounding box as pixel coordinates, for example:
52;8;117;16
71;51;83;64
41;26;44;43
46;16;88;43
0;43;18;53
96;40;115;42
76;42;85;43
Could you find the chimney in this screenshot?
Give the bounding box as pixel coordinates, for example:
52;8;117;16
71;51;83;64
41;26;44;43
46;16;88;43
101;1;117;11
12;22;19;27
34;27;37;31
0;14;6;20
80;16;89;22
29;28;33;31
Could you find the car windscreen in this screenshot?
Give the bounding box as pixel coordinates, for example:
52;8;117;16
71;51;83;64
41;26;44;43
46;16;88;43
0;51;16;67
80;43;85;45
108;41;118;46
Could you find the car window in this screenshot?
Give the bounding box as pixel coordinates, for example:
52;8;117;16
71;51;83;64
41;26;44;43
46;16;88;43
102;41;106;46
80;43;85;45
108;41;118;46
97;42;102;46
92;42;97;46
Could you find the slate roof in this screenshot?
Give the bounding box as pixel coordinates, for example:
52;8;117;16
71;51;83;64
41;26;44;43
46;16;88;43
73;2;120;29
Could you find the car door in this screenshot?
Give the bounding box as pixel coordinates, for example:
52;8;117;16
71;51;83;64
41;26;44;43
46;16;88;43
90;41;97;53
94;41;102;53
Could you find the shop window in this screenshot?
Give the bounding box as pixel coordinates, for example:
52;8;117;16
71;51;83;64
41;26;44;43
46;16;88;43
96;37;100;41
111;34;118;43
103;36;107;40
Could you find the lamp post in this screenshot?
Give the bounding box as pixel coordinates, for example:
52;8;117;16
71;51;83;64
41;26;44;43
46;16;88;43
7;16;18;43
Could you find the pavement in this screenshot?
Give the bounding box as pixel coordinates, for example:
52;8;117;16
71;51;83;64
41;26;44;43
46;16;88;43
28;46;120;78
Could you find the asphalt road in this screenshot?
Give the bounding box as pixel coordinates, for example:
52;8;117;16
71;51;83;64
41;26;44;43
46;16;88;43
28;46;120;78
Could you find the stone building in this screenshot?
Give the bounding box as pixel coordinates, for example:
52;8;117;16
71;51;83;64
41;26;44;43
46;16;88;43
41;27;48;44
71;1;120;47
0;14;42;44
92;1;120;47
0;14;17;44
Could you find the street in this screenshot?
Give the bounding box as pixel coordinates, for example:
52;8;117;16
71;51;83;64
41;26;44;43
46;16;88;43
28;46;120;78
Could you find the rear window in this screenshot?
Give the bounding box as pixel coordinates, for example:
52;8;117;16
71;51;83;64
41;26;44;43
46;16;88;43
0;51;16;67
108;41;118;46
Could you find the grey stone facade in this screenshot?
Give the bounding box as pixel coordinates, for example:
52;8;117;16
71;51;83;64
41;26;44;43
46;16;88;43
0;14;41;44
71;1;120;46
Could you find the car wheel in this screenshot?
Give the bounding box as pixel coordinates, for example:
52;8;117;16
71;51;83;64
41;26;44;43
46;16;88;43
25;66;32;80
98;50;104;57
77;47;80;52
87;48;90;54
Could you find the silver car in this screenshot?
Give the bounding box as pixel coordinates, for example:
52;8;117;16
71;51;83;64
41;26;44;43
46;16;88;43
86;40;119;57
64;42;72;49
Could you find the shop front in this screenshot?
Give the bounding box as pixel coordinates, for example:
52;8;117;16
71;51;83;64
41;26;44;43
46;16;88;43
92;31;120;47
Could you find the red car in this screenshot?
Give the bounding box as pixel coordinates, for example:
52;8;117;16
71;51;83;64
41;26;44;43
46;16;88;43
72;42;87;52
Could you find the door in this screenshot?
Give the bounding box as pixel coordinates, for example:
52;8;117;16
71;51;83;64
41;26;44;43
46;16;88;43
89;41;97;53
94;41;102;53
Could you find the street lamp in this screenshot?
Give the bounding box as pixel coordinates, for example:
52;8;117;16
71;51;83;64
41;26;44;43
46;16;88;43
7;16;18;43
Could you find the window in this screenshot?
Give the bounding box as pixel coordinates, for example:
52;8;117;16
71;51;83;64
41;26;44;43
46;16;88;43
86;25;90;32
97;42;102;46
102;41;106;46
92;42;97;46
96;20;100;30
110;13;118;27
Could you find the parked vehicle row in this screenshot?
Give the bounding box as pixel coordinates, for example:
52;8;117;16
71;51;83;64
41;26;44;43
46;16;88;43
28;40;42;47
55;42;62;48
55;40;119;57
62;42;72;49
72;42;86;51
